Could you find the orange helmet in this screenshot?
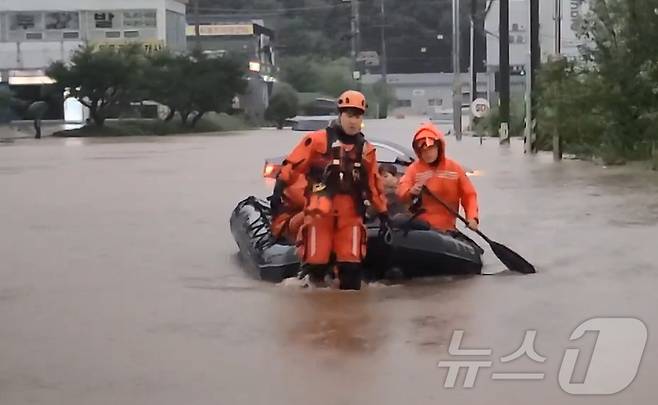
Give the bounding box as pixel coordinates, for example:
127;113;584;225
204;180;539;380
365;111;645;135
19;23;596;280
337;90;367;112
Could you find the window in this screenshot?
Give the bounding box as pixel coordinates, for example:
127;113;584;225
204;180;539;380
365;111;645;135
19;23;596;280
94;12;116;29
512;23;519;32
123;10;157;28
105;31;121;38
428;98;443;106
396;99;412;108
517;35;526;44
63;32;80;39
124;30;139;38
45;12;79;30
10;13;43;31
25;32;43;40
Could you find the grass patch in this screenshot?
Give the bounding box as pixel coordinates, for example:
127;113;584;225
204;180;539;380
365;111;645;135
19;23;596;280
53;113;254;137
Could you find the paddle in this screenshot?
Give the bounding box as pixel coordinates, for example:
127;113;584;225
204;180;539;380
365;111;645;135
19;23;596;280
422;186;536;274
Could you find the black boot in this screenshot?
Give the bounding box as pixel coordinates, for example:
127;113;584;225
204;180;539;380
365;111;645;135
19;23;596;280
300;264;329;287
337;262;363;290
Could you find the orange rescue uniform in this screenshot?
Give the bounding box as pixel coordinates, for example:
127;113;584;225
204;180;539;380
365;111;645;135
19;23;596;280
397;123;479;231
278;126;388;265
270;176;306;242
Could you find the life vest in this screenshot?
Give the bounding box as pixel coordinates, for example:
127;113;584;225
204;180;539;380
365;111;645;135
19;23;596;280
305;126;371;216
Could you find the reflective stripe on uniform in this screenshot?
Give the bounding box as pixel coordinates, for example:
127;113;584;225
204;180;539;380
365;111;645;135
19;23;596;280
310;226;317;257
434;170;458;180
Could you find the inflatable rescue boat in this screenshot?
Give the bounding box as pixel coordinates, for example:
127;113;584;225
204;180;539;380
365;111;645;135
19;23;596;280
230;196;484;282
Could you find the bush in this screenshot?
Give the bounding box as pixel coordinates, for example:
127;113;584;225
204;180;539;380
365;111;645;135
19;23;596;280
265;83;299;128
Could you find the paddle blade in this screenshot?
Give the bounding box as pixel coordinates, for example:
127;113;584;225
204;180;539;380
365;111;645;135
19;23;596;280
488;240;536;274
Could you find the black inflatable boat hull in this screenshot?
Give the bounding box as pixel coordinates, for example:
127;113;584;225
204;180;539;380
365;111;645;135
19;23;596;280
230;196;483;282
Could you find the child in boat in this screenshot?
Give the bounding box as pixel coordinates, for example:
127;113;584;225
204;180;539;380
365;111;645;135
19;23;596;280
378;163;408;217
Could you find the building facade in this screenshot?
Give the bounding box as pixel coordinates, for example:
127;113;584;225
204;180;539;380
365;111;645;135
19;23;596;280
363;73;489;117
0;0;187;120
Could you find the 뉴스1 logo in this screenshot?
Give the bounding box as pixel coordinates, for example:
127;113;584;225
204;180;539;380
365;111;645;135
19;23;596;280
437;317;647;395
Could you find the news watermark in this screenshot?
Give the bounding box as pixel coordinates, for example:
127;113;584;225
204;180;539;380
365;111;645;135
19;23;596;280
437;317;648;395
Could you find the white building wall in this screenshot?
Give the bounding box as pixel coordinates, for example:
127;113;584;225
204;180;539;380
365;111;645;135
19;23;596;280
0;0;187;71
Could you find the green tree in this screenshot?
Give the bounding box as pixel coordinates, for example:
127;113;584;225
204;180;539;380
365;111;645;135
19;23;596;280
178;53;248;127
536;0;658;162
278;56;321;93
144;52;248;127
144;51;186;122
47;45;147;126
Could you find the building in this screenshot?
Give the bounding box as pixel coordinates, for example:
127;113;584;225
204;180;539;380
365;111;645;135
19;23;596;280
363;73;489;118
186;20;276;122
0;0;188;120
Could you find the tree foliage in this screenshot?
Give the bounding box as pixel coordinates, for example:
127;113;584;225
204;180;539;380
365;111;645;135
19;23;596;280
536;0;658;163
148;52;247;127
47;45;147;126
48;46;248;128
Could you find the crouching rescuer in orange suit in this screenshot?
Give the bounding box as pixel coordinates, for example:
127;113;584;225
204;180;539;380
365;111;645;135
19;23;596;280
397;122;480;234
269;90;390;290
270;176;306;243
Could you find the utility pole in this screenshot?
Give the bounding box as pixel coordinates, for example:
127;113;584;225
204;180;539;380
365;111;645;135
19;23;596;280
380;0;388;82
525;0;540;154
469;0;482;135
499;0;510;145
469;0;477;104
194;0;201;51
553;0;562;161
350;0;361;89
452;0;463;141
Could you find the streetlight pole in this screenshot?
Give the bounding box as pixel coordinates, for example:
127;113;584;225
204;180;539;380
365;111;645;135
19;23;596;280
452;0;463;141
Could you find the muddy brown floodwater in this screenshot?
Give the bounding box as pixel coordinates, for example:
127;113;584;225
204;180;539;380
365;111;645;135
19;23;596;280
1;118;656;404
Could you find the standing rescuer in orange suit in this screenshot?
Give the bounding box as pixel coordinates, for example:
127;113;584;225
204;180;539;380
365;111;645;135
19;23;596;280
397;122;480;233
269;90;390;290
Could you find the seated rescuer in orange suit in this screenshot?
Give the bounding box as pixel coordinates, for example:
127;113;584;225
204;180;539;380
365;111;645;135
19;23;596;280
397;122;480;233
269;90;390;290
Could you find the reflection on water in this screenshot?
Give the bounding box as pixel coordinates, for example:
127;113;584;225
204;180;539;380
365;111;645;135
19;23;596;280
283;290;388;355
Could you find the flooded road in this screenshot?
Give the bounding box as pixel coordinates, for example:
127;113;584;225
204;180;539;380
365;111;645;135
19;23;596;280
1;118;657;404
